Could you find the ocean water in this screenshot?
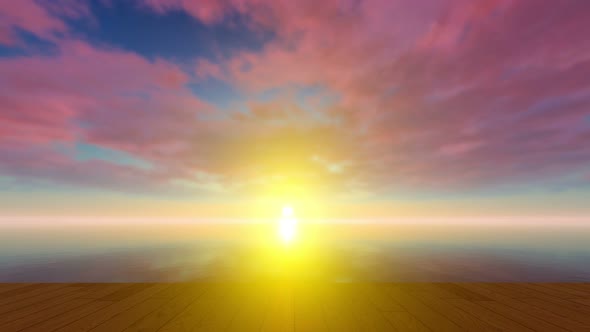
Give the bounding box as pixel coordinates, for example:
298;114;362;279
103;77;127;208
0;221;589;282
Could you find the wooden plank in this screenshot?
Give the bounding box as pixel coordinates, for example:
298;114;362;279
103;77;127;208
78;284;130;299
0;282;588;332
0;286;87;326
437;283;492;300
381;311;430;332
353;303;394;331
558;283;590;293
496;285;590;325
448;299;534;332
499;283;590;306
523;283;586;300
0;298;95;331
92;298;169;332
151;283;194;299
536;297;590;315
59;284;171;332
226;283;274;332
158;284;230;332
0;284;68;310
123;285;206;332
477;300;570;332
523;298;590;325
100;284;153;301
21;300;112;332
459;283;590;332
401;283;464;300
540;283;590;298
347;284;394;332
0;284;43;298
260;283;294;332
0;283;34;296
491;283;540;299
411;292;501;331
294;283;327;332
321;284;365;332
156;287;214;332
195;284;242;332
0;285;82;316
572;298;590;306
512;301;590;331
386;285;463;332
365;283;406;311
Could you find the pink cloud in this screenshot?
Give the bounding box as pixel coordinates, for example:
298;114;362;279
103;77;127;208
0;41;195;145
0;0;89;45
194;58;223;80
142;0;232;24
2;0;590;196
0;40;221;191
191;0;590;191
438;141;484;157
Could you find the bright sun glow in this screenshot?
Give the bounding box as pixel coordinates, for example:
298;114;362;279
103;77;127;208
279;205;297;244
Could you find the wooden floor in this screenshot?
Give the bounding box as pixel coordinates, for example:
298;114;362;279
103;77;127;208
0;283;589;331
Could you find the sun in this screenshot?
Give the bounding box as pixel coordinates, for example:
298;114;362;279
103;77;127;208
278;205;297;244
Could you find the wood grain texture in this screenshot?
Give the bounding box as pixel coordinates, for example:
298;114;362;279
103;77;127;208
0;283;587;331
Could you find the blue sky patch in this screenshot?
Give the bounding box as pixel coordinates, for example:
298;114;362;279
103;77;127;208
67;0;274;63
189;78;243;110
0;28;59;58
74;143;153;170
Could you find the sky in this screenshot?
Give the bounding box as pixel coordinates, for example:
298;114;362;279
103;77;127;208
1;0;589;220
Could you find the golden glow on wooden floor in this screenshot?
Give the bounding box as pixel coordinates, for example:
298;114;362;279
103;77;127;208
0;283;588;331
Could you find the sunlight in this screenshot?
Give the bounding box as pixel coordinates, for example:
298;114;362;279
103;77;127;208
279;205;298;244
